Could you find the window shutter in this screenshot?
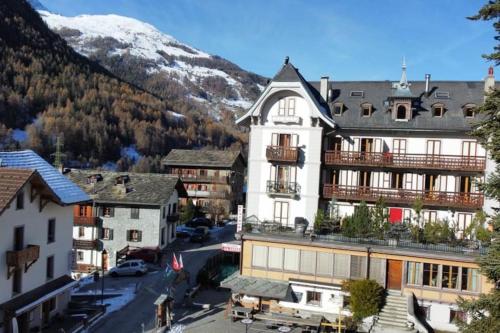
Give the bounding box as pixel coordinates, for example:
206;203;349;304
350;255;367;279
291;134;299;147
110;207;115;217
126;230;130;241
374;138;382;153
284;248;299;271
268;247;283;270
369;258;386;286
252;245;268;268
316;252;334;276
290;167;297;183
271;133;279;146
300;251;316;275
334;254;350;278
138;231;142;242
353;138;360;152
270;165;276;182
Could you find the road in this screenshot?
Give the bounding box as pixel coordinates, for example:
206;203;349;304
91;224;236;333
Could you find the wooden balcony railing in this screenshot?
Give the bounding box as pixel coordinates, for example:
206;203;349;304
324;151;486;172
266;146;299;163
167;214;179;223
266;180;301;196
6;245;40;269
73;239;99;251
176;174;230;184
74;216;99;226
323;184;484;209
75;263;98;273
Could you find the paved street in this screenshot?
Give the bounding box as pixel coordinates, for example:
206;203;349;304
88;224;236;333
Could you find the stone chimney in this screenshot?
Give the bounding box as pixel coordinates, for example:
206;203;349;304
484;66;495;94
320;76;329;102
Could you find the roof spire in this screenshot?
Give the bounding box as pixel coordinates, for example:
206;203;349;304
399;56;408;88
284;56;289;65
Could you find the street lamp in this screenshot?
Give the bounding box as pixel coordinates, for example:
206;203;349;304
241;318;253;333
101;249;108;306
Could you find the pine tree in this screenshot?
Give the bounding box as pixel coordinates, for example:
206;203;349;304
457;2;500;332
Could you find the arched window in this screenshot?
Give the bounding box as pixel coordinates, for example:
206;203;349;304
397;105;406;120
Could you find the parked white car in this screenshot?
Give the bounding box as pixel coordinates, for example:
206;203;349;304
109;259;147;277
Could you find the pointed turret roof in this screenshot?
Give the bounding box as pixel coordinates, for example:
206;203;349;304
273;61;305;83
392;57;413;98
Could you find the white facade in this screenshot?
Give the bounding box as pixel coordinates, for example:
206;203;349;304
0;182;75;332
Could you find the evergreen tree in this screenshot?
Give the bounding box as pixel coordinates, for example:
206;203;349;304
458;2;500;332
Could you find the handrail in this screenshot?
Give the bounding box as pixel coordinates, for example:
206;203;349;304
324;150;486;171
323;184;483;209
266;146;299;162
266;180;301;195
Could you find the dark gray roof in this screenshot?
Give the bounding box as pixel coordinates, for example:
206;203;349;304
308;80;490;132
66;170;185;206
221;273;290;299
162;149;243;168
273;62;305;83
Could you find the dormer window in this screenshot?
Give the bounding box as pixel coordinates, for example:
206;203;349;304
361;103;372;117
278;97;295;116
396;105;407;120
463;104;476;118
350;91;364;98
115;175;130;185
86;174;103;184
432;103;445;117
333;103;343;116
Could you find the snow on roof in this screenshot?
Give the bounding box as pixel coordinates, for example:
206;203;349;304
0;150;90;205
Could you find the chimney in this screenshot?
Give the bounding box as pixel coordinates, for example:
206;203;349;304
320;76;329;102
484;66;495;94
425;74;431;96
284;56;289;65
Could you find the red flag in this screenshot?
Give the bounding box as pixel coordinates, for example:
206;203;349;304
172;253;181;272
179;254;184;269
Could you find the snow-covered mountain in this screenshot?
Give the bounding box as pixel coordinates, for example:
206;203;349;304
36;8;266;114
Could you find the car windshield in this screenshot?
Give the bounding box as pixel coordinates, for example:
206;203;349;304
119;263;129;268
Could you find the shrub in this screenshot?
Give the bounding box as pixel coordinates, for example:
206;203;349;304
423;220;455;244
314;209;325;233
341;201;372;237
342;279;384;321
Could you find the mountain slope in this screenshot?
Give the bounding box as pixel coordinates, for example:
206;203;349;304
0;0;244;167
37;10;267;114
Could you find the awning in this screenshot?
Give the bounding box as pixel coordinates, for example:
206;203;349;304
221;241;241;253
0;275;76;316
221;273;290;299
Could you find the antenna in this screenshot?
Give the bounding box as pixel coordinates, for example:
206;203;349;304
51;136;66;169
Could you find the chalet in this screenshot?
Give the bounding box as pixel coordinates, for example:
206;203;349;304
162;149;245;218
0;150;89;333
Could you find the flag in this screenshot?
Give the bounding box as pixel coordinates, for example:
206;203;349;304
179;254;184;269
172;253;181;272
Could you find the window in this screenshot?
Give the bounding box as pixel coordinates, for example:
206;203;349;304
46;256;54;280
102;228;113;240
268;247;284;270
47;219;55;243
102;207;114;217
350;255;367;279
273;201;289;226
283;248;299;271
423;263;438;287
300;251;316;275
361;104;372;117
306;291;322;306
406;262;422;285
127;230;142;242
435;91;450;99
278;97;296;116
130;208;140;219
349;91;364;98
420;305;431;320
78;227;85;238
396;105;407;120
432;104;444;117
333;254;350;278
449;309;466;323
391;172;404;189
161;227;165;246
333;103;343;116
16;191;24;210
464;107;475;118
423;211;437;224
252;245;267;268
77;251;84;261
172;203;177;214
316;252;334;276
369;258;386;286
461;267;479;292
79;205;86;216
441;265;459;289
162;207;166;219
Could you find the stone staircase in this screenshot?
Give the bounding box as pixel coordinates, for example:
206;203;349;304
375;290;414;332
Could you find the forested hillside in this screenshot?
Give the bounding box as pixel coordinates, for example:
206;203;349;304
0;0;246;169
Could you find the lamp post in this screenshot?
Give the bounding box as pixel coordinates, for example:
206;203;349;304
241;318;253;333
101;249;107;306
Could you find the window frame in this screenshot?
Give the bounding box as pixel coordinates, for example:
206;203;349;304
333;103;343;116
47;219;56;244
306;291;322;306
361;103;372;117
127;229;142;242
16;191;24;210
432;104;445;117
130;207;140;219
46;255;54;280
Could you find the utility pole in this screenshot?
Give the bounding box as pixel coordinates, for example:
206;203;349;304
51;136;66;169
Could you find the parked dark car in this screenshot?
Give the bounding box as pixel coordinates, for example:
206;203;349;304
190;227;209;243
126;247;160;263
186;217;213;229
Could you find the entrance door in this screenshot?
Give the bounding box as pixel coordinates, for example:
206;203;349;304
386;260;403;290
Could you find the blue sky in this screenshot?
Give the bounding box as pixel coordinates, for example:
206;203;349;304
42;0;495;81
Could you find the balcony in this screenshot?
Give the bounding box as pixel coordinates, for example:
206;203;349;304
272;115;301;124
324;151;486;172
266;180;301;197
323;184;484;209
167;214;180;223
266;146;299;163
74;216;98;226
6;245;40;269
73;239;99;251
177;174;230;184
